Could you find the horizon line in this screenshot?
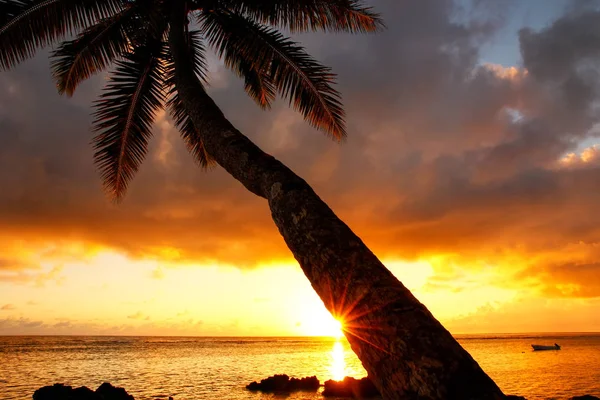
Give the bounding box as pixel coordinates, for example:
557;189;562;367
1;331;600;338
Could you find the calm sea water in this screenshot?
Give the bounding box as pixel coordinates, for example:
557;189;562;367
0;334;599;399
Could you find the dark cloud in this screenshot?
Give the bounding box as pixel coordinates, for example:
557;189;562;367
2;1;600;296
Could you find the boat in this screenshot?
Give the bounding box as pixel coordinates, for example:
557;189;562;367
531;343;560;351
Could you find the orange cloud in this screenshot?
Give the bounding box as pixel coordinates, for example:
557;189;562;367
560;145;600;167
127;311;150;321
446;297;600;333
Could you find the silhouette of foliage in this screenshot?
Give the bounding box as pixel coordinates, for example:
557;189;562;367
0;0;382;198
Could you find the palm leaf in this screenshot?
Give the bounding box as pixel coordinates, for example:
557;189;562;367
123;0;165;48
237;58;276;109
167;89;215;168
168;29;208;83
92;40;165;200
0;0;123;70
50;5;136;96
188;6;275;108
219;0;383;33
163;30;213;167
201;9;346;139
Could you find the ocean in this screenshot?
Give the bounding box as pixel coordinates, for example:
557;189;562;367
0;334;599;399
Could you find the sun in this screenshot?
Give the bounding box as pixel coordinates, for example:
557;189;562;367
330;319;344;339
300;308;344;338
318;316;343;339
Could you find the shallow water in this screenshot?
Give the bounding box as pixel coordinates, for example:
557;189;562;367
0;334;599;399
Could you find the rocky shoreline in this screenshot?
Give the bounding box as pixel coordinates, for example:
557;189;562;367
32;379;600;400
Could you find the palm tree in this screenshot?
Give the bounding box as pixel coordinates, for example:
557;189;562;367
0;0;505;398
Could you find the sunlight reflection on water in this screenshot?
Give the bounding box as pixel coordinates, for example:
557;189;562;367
0;336;367;400
1;335;600;399
329;340;346;381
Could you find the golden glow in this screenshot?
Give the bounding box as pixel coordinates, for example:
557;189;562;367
483;63;527;80
329;341;346;381
560;145;599;166
3;241;600;335
330;319;344;339
301;309;344;338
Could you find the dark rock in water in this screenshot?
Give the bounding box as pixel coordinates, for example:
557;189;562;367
322;377;380;398
74;387;103;400
572;396;600;400
34;384;75;399
246;374;319;392
33;384;101;400
95;383;135;400
33;383;134;400
505;396;527;400
288;376;320;391
247;374;289;392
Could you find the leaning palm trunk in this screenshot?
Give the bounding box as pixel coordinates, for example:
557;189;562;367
1;0;504;397
169;8;504;400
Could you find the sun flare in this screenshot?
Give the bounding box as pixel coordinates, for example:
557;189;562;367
330;319;344;339
299;305;345;338
313;314;343;339
316;315;344;338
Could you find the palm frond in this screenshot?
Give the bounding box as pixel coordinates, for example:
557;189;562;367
124;0;165;48
174;29;208;83
194;14;276;109
92;40;165;201
218;0;383;33
167;89;215;168
163;30;213;167
201;9;346;139
50;6;136;96
237;58;276;109
0;0;123;70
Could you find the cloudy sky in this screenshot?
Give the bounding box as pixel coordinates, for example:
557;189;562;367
2;0;600;336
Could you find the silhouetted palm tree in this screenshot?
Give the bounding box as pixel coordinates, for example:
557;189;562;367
0;1;504;398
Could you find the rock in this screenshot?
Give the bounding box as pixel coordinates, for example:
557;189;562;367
33;384;101;400
246;374;319;392
247;374;290;392
95;383;135;400
505;396;526;400
322;377;380;398
33;383;134;400
288;376;320;391
572;396;600;400
73;387;103;400
33;384;74;399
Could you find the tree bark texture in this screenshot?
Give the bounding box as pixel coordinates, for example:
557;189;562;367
169;6;506;400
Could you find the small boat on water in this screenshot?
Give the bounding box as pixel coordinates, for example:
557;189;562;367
532;343;560;351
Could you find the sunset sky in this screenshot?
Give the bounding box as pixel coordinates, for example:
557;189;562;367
2;0;600;336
